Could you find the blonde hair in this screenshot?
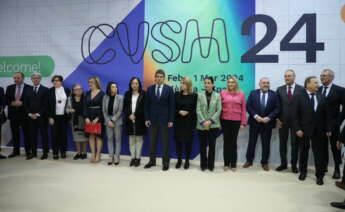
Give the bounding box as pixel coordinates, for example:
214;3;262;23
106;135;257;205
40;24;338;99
89;76;101;89
181;77;193;94
227;76;239;92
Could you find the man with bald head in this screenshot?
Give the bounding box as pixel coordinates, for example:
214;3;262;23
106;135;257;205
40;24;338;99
243;77;280;171
276;69;304;173
319;69;345;179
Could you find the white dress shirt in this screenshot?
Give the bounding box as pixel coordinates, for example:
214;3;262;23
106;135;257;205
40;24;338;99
321;82;332;97
155;84;163;97
306;90;318;111
55;87;67;115
286;83;296;94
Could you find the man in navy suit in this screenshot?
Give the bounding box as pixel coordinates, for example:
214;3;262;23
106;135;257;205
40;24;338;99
144;69;175;171
294;76;330;185
243;77;280;171
5;72;32;159
318;69;345;179
24;73;49;160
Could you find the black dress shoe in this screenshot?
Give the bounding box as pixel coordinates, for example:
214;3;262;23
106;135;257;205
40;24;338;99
26;154;33;160
135;159;141;167
175;160;182;169
331;201;345;209
8;153;19;158
53;155;59;160
275;165;287;171
292;165;299;174
208;165;214;172
144;162;156;169
162;165;169;171
73;153;81;160
40;155;48;160
130;159;135;167
81;153;87;159
299;173;306;181
333;169;341;179
61;153;66;159
316;178;324;185
184;161;189;169
0;154;7;159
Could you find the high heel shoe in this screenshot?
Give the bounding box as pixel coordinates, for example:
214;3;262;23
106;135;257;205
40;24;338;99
108;157;114;166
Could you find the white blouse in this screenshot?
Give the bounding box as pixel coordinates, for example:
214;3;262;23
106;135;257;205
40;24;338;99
55;87;67;115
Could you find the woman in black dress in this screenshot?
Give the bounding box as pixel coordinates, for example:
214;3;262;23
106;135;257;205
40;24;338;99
174;77;197;169
123;77;147;167
84;77;104;163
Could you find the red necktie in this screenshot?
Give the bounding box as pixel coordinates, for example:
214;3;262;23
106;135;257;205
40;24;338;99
287;86;292;101
15;85;21;100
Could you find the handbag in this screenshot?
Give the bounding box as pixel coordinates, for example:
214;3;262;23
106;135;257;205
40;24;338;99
84;122;102;135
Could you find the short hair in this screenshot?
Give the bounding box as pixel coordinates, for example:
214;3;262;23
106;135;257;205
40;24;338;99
285;69;296;76
31;72;42;78
260;77;270;82
304;76;317;88
155;69;165;78
322;69;335;78
51;75;63;82
14;72;24;78
106;81;118;96
128;77;142;93
181;77;193;94
204;76;215;91
88;76;101;89
227;76;239;92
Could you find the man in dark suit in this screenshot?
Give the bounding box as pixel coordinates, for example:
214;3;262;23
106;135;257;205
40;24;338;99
5;72;32;159
335;108;345;190
144;69;175;171
24;73;49;160
243;77;280;171
0;86;7;159
294;76;330;185
319;69;345;179
276;69;304;173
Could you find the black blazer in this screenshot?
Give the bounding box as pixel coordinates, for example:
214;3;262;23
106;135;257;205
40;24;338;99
247;89;280;128
0;87;5;111
318;84;345;132
24;85;49;118
5;83;32;119
47;87;70;118
144;84;175;125
276;84;304;124
123;90;147;136
293;89;330;137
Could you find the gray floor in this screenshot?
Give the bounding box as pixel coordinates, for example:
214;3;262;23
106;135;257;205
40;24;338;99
0;147;343;212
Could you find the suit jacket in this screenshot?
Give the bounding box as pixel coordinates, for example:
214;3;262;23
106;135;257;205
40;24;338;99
247;89;280;128
196;91;222;130
293;89;330;137
47;87;70;118
5;83;32;119
144;84;175;125
102;94;123;126
0;87;5;112
24;84;49;118
276;84;304;125
318;84;345;132
123;90;147;135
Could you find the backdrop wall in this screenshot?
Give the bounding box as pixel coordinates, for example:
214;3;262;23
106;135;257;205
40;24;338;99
0;0;344;165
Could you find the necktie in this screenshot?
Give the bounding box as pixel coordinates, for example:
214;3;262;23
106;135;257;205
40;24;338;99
322;86;328;97
260;92;266;113
34;87;38;93
15;85;21;100
310;93;315;111
156;85;161;98
287;86;292;100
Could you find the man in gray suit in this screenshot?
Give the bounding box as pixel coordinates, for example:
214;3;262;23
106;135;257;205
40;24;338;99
276;69;304;173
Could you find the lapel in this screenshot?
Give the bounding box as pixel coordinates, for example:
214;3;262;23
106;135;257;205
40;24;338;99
265;90;271;110
282;85;288;100
327;84;334;99
315;93;322;112
135;92;143;113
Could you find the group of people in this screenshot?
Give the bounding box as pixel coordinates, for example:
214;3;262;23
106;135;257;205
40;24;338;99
0;69;345;187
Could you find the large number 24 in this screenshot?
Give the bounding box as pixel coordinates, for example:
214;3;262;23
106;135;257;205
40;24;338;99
241;14;324;63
